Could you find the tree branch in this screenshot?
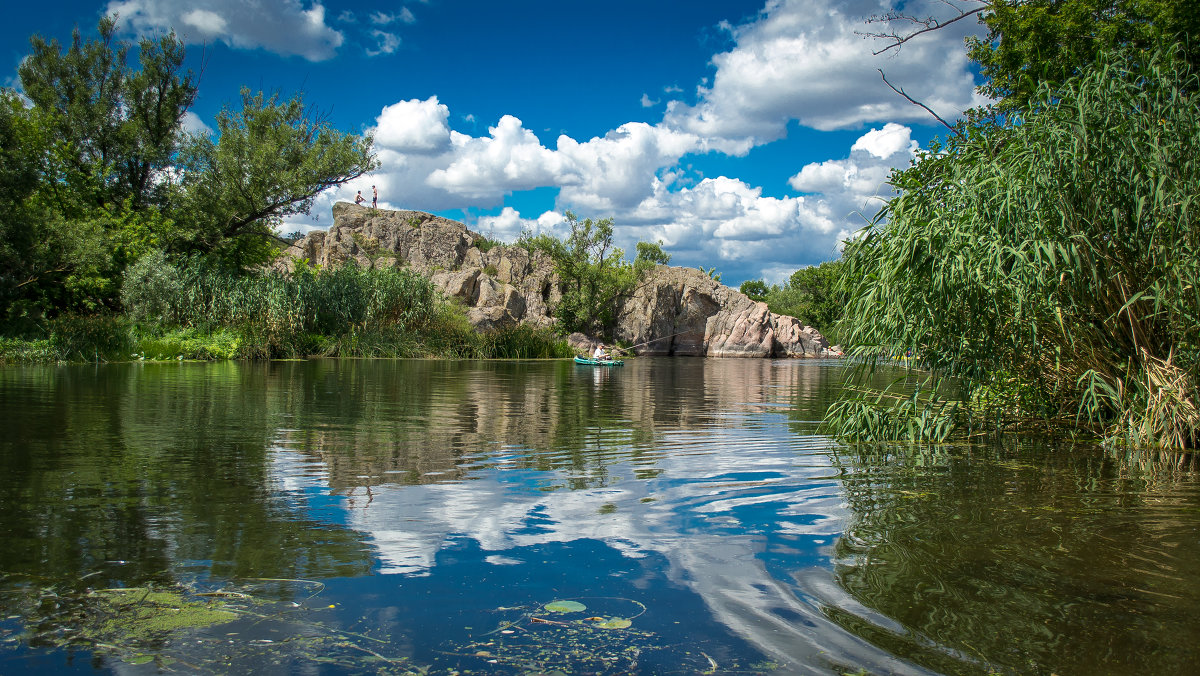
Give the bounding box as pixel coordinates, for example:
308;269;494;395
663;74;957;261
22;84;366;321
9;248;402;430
878;69;961;137
858;1;988;56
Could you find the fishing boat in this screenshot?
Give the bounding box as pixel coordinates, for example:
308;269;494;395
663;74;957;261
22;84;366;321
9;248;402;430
574;355;624;366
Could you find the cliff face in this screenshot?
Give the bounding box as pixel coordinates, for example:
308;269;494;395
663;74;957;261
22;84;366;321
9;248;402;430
276;203;830;357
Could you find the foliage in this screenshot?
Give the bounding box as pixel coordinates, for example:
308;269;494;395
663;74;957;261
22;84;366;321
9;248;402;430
764;259;846;338
822;382;963;443
969;0;1200;112
0;17;374;325
833;47;1200;448
474;235;502;253
17;16;197;213
177;88;377;267
740;260;846;340
739;279;769;302
635;239;671;266
116;256;571;360
520;211;662;336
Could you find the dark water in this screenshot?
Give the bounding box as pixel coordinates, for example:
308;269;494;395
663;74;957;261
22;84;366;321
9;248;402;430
1;359;1198;675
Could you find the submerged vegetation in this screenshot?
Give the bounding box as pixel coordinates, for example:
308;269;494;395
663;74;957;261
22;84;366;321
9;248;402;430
828;36;1200;448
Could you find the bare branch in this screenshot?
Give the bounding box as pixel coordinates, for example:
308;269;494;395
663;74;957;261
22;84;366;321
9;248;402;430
877;69;961;137
858;1;988;56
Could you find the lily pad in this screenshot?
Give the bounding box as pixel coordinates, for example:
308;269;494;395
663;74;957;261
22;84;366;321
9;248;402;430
594;617;632;629
543;600;586;613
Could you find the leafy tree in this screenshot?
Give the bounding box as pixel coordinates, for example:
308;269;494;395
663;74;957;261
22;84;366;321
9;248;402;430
635;240;671;266
967;0;1200;111
0;17;375;323
870;1;1199;114
751;259;846;338
17;16;196;213
176;89;377;267
521;212;663;336
739;279;769;301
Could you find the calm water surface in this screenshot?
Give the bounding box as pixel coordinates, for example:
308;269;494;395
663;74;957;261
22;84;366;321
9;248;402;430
1;358;1198;674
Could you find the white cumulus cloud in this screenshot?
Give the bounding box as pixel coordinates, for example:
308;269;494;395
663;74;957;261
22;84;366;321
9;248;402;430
106;0;345;61
426;116;572;200
474;207;567;242
372;96;452;154
851;122;918;159
286;2;981;283
663;0;986;150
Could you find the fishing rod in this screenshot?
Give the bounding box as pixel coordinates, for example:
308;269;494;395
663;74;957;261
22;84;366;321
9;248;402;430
610;330;694;354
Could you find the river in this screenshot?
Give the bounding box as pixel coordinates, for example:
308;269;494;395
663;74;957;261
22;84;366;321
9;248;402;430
1;358;1197;674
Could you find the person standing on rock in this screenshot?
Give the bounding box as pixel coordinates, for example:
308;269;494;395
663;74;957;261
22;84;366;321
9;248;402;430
372;185;378;208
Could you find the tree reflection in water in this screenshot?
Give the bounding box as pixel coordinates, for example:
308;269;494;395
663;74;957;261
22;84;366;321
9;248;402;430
830;441;1200;675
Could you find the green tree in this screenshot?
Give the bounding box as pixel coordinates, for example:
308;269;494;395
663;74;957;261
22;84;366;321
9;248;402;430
176;89;377;267
1;17;375;322
746;260;846;337
521;212;662;336
739;279;769;302
17;16;196;213
967;0;1200;111
872;1;1199;114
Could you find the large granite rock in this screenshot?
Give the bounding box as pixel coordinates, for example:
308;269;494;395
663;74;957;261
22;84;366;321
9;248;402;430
613;266;827;358
276;203;830;357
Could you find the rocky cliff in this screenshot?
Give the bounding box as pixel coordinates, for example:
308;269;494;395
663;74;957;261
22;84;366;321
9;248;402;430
276;203;830;357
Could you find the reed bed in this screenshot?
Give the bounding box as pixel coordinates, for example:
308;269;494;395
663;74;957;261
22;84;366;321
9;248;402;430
829;48;1200;449
0;254;573;362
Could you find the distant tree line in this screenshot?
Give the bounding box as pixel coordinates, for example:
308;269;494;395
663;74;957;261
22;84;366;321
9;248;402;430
739;259;846;343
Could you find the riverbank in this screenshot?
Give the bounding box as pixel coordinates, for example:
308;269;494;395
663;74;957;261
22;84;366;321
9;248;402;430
0;313;573;365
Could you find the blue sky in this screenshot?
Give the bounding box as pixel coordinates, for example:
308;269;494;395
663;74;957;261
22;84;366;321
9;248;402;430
2;0;988;285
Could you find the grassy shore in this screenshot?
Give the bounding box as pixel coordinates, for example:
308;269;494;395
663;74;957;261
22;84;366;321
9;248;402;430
1;257;572;364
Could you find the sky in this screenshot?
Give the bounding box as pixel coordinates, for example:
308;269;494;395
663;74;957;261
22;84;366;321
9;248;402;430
1;0;989;285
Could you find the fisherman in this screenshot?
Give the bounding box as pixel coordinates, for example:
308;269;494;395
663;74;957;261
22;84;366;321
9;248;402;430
592;343;610;360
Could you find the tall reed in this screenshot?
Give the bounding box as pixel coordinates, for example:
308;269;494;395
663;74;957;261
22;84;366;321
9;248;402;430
120;254;571;360
831;47;1200;449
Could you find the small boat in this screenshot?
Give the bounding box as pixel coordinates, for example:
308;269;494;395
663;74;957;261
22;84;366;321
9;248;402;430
574;355;624;366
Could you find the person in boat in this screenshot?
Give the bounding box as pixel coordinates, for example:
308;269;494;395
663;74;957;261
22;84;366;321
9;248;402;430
592;343;611;360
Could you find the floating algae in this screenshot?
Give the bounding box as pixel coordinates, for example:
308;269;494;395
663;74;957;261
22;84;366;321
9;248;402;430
90;587;239;640
543;600;586;613
2;578;423;673
434;597;776;674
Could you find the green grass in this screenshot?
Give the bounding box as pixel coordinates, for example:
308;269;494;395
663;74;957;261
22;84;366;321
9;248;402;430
4;260;573;364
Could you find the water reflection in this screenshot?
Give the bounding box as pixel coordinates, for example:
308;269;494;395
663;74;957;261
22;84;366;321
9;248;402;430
2;359;1199;674
829;442;1200;674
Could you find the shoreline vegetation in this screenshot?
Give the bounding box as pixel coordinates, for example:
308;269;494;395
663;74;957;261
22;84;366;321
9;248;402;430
0;257;574;364
5;5;1199;452
820;1;1200;452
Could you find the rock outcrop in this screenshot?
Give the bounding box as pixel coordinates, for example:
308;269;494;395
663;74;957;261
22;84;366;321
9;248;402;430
276;203;830;357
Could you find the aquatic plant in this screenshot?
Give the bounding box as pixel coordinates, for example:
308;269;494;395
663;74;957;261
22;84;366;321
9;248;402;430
831;47;1200;449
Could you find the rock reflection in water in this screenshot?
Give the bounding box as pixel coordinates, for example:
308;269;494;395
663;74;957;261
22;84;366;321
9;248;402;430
266;358;930;674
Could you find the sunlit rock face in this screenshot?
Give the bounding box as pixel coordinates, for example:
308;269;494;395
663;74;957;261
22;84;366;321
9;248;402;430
276;203;829;356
